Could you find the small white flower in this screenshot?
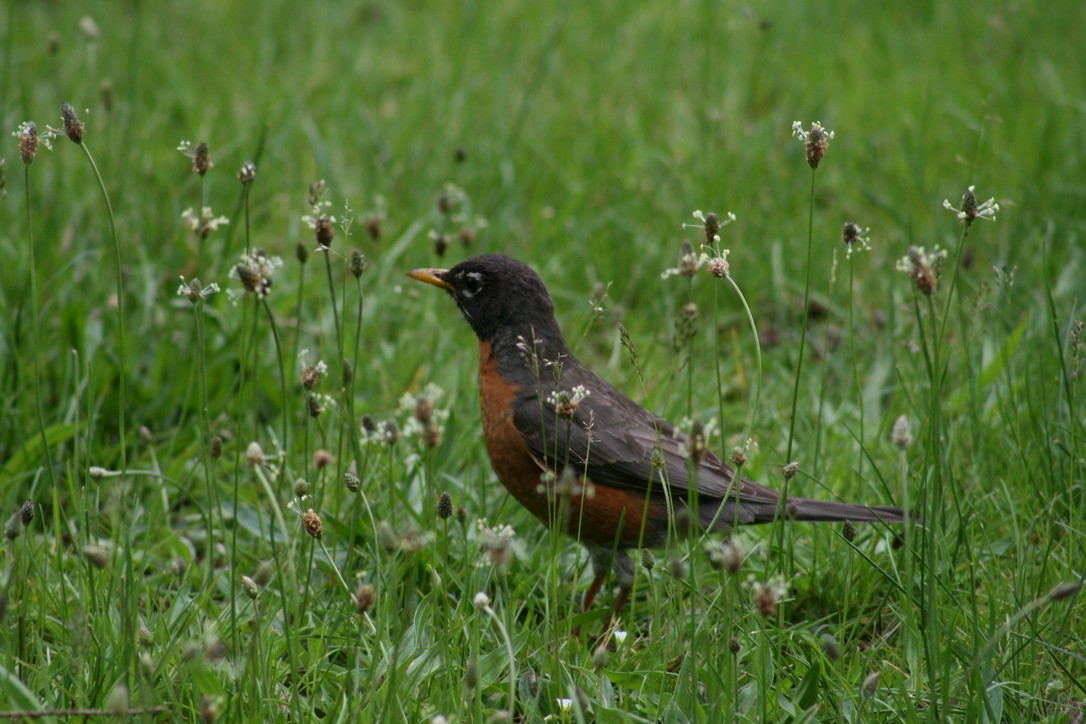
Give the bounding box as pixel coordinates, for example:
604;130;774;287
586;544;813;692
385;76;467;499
684;209;736;243
181;207;230;236
301;201;337;228
176;275;220;303
791;120;834;144
613;629;628;645
473;591;490;608
555;698;573;712
942;185;999;226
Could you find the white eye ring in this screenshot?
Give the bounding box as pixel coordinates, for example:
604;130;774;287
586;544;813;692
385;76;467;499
460;271;484;297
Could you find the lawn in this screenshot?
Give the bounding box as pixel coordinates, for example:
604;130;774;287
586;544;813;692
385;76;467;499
1;0;1084;720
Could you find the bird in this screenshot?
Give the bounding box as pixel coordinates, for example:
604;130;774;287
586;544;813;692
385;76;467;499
409;254;906;615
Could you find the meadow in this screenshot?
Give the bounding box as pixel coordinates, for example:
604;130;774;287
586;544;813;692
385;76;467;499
1;0;1084;720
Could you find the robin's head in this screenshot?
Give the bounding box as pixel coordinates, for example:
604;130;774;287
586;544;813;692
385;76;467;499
409;254;563;344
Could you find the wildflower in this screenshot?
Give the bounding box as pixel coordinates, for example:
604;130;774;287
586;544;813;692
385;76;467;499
661;240;701;279
398;384;449;446
313;448;334;468
4;513;19;540
79;16;100;42
678;418;715;461
477;519;518;568
943;185;998;226
302;198;337;248
302;509;323;539
181;206;230;239
685;209;736;244
355;584;376;614
295;241;309;265
896;245;947;295
364;196;387;240
730;446;747;468
344;471;360;492
60;102;84;144
13;122;50;165
555;698;573;712
891;415;912;449
861;671;880;699
19;500;34;526
821;634;840;661
673;302;699;350
308;392;336;418
241;575;259;599
298;350;329;390
613;629;628;645
88;466;108;479
237;161;256;185
429;230;450;257
177;276;220;303
792;121;834;169
437;491;453;519
841;222;871;256
294;478;310;496
208;434;222;459
782;461;799;480
473;591;491;608
437;182;467;215
548;385;590;418
230;250;283;299
842;520;856;542
177;140;213;175
349;249;367;278
245;442;265;466
705;250;731;279
705;538;744;573
747;574;788;617
641;548;655;571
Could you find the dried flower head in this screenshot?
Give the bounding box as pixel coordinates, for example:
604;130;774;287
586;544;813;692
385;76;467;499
245;441;266;466
238;161;256;185
841;222;871;256
730;446;747;468
303;200;336;248
821;634;840;661
13;122;50;165
477;519;518;568
842;520;856;542
429;230;450;257
230;250;283;299
344;471;360;492
896;245;947;295
79;16;100;42
308;392;336;418
705;538;744;573
943;185;999;227
302;509;323;539
355;584;376;614
313;448;333;469
210;435;223;459
673;302;699;350
792;121;834;169
241;575;259;600
181;206;230;239
661;240;702;279
177;276;220;304
298;349;329;390
349;249;367;278
748;575;788;617
177;140;213;175
20;500;34;526
782;460;799;480
861;671;880;699
473;591;491;608
294;478;311;496
60;103;84;144
891;414;912;449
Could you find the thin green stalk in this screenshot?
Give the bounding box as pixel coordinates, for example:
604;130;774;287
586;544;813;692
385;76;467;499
192;298;218;581
23;164;61;491
77;138;133;689
785;169;816;462
848;257;864;480
261;298;289;458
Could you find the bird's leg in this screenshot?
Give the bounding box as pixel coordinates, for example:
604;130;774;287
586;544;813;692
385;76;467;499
582;574;607;611
596;550;635;635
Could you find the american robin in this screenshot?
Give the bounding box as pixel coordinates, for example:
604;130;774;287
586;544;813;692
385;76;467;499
409;254;905;614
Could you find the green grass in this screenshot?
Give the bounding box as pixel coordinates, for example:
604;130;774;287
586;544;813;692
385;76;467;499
2;0;1084;720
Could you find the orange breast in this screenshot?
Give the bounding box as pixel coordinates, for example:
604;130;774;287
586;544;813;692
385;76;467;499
478;342;667;548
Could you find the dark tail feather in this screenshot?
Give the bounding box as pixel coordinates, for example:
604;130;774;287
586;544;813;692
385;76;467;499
734;498;909;526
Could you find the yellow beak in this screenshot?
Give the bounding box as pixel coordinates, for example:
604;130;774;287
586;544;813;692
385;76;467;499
407;268;453;291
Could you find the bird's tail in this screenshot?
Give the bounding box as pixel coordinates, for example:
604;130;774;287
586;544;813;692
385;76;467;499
703;497;909;530
743;498;908;525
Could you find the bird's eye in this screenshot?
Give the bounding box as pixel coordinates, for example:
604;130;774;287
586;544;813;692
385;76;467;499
459;271;485;298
